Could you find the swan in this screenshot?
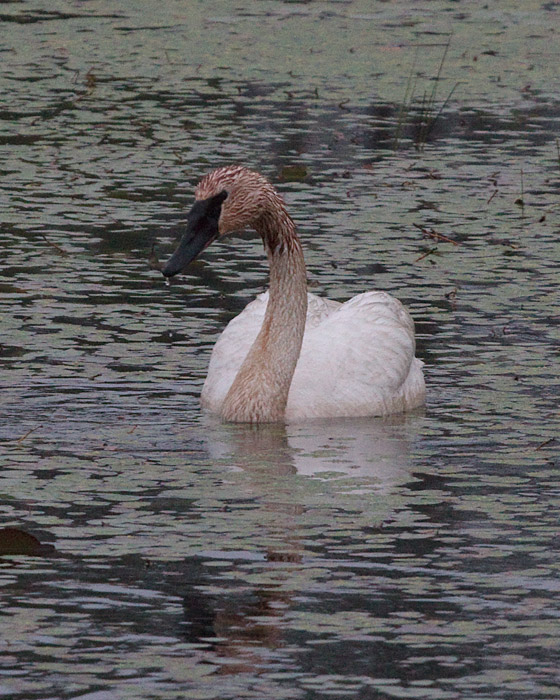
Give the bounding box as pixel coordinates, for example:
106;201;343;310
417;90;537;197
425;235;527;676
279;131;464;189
163;165;425;423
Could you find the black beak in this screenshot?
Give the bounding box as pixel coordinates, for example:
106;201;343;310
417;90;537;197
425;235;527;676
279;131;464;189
162;190;228;278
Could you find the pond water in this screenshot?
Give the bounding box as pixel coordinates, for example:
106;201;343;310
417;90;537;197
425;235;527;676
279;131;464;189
1;1;559;698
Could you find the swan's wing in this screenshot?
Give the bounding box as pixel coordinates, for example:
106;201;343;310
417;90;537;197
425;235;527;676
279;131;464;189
200;292;340;412
305;292;341;328
287;291;425;419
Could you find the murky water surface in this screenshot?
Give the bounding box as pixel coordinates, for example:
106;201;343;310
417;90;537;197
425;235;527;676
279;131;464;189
1;1;559;698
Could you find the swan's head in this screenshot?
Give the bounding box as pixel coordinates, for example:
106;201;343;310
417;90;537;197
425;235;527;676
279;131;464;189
162;166;276;278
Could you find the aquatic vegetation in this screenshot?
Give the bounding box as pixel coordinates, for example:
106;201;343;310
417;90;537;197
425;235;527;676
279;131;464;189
394;37;459;151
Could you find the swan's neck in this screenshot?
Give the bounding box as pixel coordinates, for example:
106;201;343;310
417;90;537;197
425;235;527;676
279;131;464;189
221;204;308;423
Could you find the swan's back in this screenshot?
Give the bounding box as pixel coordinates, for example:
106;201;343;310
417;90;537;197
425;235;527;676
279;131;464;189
201;290;425;420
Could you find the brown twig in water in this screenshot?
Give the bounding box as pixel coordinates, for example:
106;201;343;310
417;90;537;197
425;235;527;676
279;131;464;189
413;223;460;245
535;437;556;451
415;247;438;263
16;426;42;444
40;233;69;257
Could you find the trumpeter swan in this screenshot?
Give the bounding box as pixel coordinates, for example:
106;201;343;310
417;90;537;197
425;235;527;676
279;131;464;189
163;166;425;423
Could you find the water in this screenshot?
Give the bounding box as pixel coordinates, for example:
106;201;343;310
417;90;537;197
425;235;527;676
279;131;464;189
1;1;559;698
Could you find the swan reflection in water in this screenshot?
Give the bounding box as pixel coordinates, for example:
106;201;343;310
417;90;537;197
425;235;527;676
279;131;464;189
179;412;425;680
199;410;423;483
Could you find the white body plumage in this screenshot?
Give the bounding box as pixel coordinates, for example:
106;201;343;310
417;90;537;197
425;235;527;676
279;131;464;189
201;289;425;421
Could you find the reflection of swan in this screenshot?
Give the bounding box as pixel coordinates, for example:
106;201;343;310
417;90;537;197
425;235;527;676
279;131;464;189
200;412;420;484
284;417;417;480
163;166;425;423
